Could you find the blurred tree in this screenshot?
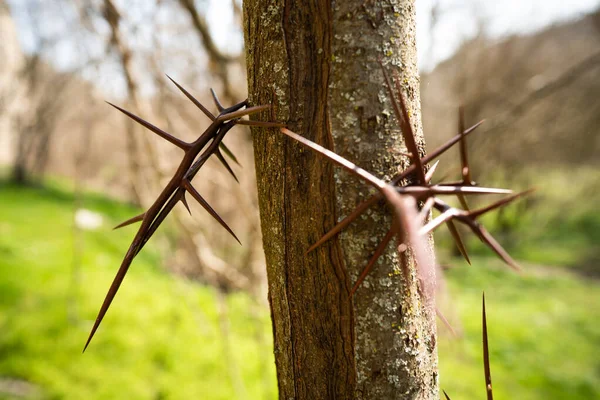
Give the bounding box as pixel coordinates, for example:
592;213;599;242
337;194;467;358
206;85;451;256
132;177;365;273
244;1;437;398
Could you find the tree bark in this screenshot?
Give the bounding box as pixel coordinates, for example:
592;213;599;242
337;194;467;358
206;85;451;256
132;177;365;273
243;1;437;398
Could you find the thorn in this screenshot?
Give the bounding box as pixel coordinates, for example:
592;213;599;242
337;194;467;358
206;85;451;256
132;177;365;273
436;307;457;337
306;196;379;253
215;149;239;183
106;101;191;150
236;120;286;128
425;160;440;183
457;193;470;211
446;220;471;265
482;292;494;400
467;189;535;219
166;75;215;121
418;197;436;224
113;212;145;230
219;143;241;166
350;229;395;297
280;128;386;190
458;106;473;185
379;63;427;184
217;104;271;122
182;180;241;245
464;220;521;272
181;193;192;215
420;208;457;235
210;88;225;111
443;390;452;400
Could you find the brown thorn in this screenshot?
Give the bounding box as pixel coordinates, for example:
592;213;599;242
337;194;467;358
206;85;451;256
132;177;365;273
215;149;239;183
397;186;513;197
113;212;145;230
436;306;457;337
458;106;473;185
281;128;386;189
182;180;241;245
166;74;215;121
236;120;286;128
457;193;470;211
391;119;485;186
350;229;395;297
217;104;271;122
106;101;191;150
467;189;535;219
446;220;471;265
425;160;440;183
379;62;427;184
210;88;225;111
418;197;436;224
482;293;494;400
306;196;380;253
463;219;521;272
420;208;457;236
443;390;452;400
180;193;192;215
219;143;240;166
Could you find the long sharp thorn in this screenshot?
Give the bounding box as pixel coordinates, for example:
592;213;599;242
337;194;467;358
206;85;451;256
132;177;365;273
350;229;394;297
468;189;535;219
418;197;436;224
420;208;456;235
458;106;473;185
436;306;457;337
210;88;225;111
181;193;192;215
398;186;513;197
182;180;241;245
217;104;271;122
425;160;440;183
483;293;494;400
236;120;286;128
222;99;248;114
466;221;521;271
446;220;471;265
281;128;386;189
457;193;470;211
84;242;139;352
306;196;380;253
113;212;145;230
219;143;241;166
443;390;452;400
379;63;426;184
391;120;485;186
166;75;215;121
216;149;239;183
106;102;190;150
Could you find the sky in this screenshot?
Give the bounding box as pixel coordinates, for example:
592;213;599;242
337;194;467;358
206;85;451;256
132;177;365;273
6;0;600;96
205;0;600;70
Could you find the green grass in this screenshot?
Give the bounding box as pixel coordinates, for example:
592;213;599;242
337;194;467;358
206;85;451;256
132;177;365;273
0;177;598;399
0;181;276;400
438;258;600;399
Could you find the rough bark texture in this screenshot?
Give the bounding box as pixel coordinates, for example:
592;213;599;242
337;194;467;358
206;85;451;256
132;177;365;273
243;1;356;398
244;1;437;399
330;2;438;399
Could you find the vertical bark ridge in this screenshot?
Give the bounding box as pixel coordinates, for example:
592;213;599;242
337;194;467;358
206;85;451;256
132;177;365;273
244;1;356;398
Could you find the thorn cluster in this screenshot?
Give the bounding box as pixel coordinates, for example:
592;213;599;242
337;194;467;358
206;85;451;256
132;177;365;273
84;76;283;352
279;63;533;300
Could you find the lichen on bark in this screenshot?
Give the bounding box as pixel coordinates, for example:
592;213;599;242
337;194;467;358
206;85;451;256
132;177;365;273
244;0;438;399
330;1;438;399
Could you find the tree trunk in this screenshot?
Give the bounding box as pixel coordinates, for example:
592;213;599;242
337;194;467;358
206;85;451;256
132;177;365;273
243;1;437;398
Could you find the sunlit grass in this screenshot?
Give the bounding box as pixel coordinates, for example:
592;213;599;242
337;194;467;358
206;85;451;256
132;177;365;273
0;176;598;399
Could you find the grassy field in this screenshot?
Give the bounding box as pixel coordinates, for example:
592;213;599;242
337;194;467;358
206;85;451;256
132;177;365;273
0;179;598;399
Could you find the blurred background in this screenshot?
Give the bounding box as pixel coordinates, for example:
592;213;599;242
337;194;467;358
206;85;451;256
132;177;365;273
0;0;598;399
